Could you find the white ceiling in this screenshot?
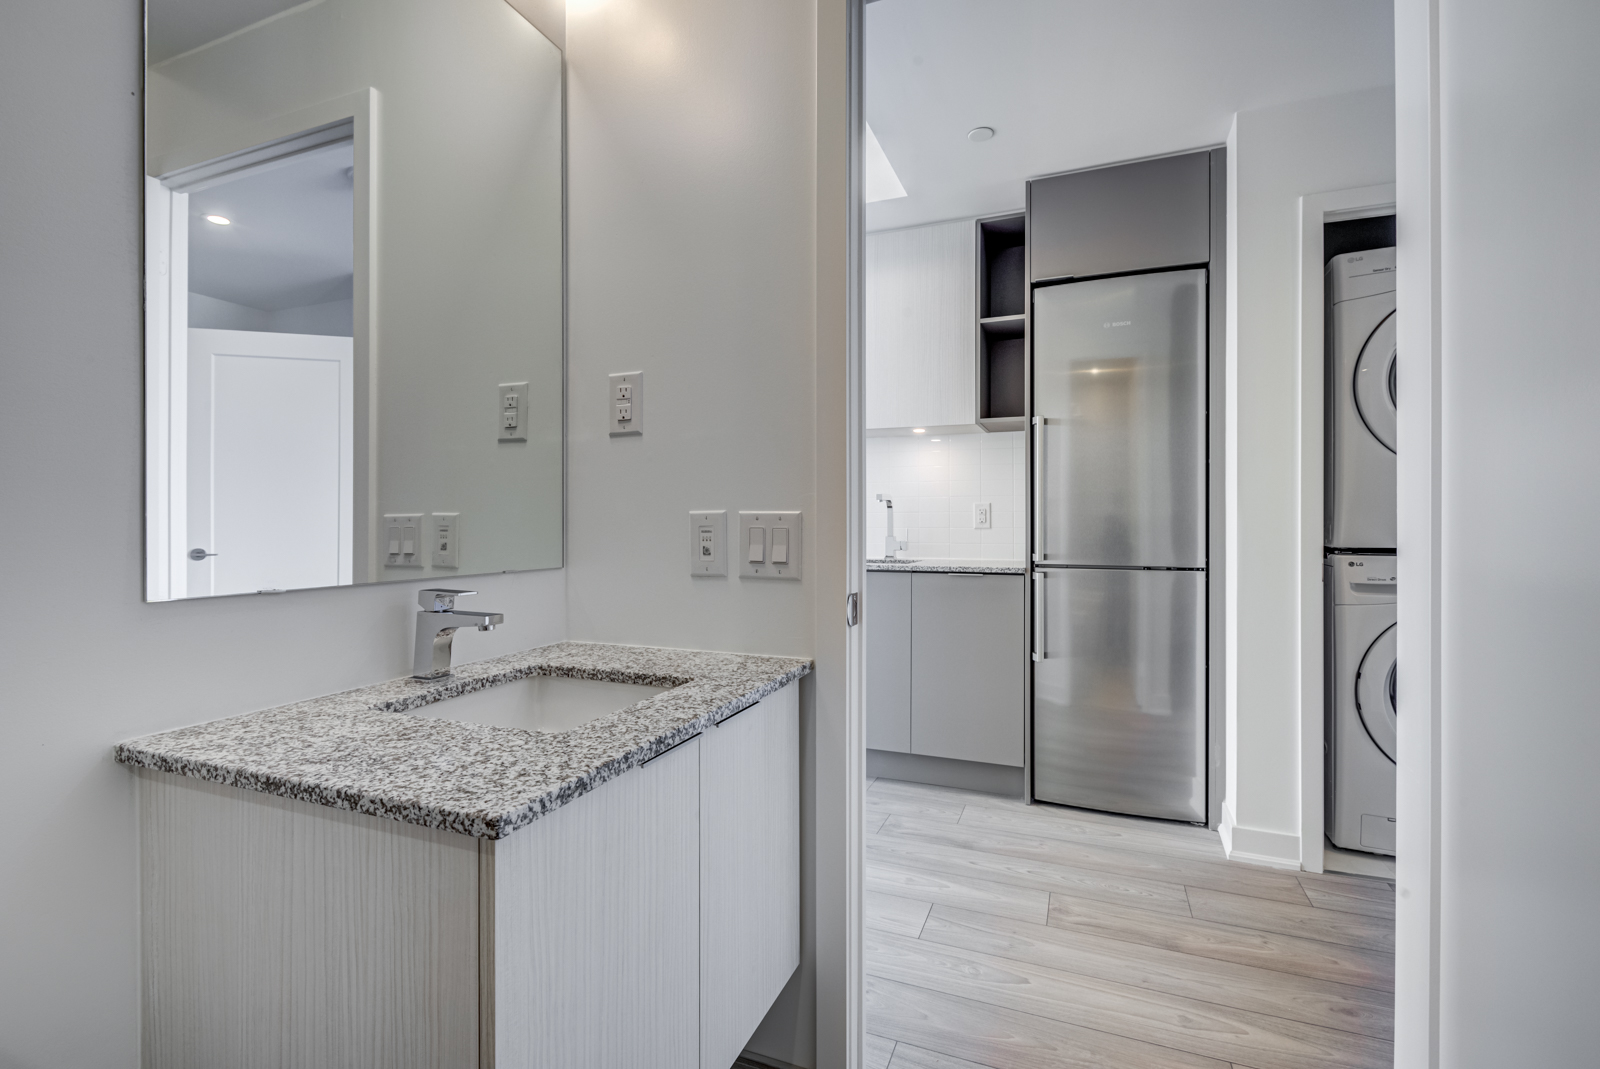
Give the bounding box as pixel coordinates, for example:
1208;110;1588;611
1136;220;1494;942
147;0;307;65
188;143;354;312
865;0;1394;232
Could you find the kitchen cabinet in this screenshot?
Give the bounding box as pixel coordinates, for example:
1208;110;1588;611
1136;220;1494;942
865;219;975;429
866;570;1025;768
865;571;912;752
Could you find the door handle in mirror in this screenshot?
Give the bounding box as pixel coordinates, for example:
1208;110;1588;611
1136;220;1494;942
188;548;218;561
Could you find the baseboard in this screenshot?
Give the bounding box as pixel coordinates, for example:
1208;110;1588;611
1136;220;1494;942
866;749;1024;798
1220;801;1302;870
736;1053;806;1069
1323;841;1396;879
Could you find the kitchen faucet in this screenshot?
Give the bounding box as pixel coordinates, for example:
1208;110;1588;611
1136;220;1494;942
876;494;907;559
413;589;503;679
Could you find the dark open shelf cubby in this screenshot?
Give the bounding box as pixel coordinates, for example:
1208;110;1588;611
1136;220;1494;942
977;213;1027;427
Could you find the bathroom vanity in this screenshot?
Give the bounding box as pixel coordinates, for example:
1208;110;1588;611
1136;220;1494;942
116;642;807;1069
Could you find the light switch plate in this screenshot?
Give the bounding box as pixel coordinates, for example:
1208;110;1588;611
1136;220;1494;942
739;511;801;580
609;371;644;436
383;513;424;567
974;502;992;529
431;512;460;568
689;510;726;576
498;382;528;443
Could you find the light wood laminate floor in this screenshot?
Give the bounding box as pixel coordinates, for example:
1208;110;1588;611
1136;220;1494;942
863;779;1396;1069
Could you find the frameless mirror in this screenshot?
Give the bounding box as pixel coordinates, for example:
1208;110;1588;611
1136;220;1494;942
144;0;563;601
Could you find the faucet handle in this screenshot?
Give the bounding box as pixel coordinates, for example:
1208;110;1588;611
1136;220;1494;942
419;588;477;612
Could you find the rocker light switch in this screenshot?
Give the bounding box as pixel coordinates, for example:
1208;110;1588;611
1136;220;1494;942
739;511;802;580
383;513;424;567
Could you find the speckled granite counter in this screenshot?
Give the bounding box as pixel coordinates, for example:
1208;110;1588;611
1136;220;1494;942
114;642;810;840
866;557;1025;575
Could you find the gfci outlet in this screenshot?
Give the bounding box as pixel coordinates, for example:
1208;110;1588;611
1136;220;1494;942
974;502;993;529
689;510;727;576
609;371;644;437
739;511;802;580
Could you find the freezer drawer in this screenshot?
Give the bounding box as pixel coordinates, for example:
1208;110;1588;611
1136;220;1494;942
1033;271;1207;568
1034;567;1206;821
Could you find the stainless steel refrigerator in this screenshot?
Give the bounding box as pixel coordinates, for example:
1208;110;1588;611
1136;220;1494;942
1032;268;1207;822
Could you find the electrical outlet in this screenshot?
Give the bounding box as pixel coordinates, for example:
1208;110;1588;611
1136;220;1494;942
974;502;992;529
609;372;644;436
498;382;528;442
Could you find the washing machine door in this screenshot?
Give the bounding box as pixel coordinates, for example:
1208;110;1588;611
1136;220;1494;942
1353;310;1397;454
1356;623;1398;763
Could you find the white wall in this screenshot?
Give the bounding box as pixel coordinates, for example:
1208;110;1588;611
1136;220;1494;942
563;1;835;1064
865;431;1025;561
1395;0;1600;1064
1225;85;1394;865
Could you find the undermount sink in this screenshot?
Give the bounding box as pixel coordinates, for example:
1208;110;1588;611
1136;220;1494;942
413;675;668;735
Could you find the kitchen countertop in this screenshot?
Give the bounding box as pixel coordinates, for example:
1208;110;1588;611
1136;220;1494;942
114;641;810;841
866;557;1025;575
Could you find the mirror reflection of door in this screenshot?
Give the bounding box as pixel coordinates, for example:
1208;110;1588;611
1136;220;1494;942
154;130;356;597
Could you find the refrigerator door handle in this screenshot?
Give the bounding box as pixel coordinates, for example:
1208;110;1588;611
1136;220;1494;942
1032;570;1046;661
1032;416;1045;563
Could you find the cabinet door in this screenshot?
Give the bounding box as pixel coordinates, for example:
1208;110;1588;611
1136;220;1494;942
865;219;975;429
865;571;912;753
911;573;1025;767
491;737;701;1069
700;683;801;1069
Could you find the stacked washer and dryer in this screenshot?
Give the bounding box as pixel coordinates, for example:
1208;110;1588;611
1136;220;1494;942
1325;246;1398;856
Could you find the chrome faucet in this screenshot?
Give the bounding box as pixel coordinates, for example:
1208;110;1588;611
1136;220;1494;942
876;494;907;559
413;589;503;679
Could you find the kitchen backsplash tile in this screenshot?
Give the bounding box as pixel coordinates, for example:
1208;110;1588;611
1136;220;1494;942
866;431;1025;561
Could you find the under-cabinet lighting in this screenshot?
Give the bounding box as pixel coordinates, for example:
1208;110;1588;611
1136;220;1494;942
204;215;231;225
911;428;926;434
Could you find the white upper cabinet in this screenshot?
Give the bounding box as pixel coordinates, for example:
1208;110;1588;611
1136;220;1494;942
866;219;975;430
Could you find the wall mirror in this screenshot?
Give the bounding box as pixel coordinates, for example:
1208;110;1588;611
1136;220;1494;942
144;0;563;601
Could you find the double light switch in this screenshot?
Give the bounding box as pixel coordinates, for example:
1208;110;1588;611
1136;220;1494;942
385;513;461;568
739;511;801;580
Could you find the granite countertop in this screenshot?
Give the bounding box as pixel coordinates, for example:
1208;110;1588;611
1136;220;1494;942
114;641;810;841
866;557;1025;575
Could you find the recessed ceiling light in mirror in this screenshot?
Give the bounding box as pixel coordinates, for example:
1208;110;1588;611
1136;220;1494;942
967;127;995;142
204;214;232;225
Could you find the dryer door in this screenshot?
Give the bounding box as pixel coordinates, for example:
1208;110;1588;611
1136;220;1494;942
1353;311;1398;454
1356;623;1398;763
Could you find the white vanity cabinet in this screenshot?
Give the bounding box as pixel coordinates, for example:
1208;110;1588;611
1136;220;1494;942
866;219;975;430
136;682;800;1069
